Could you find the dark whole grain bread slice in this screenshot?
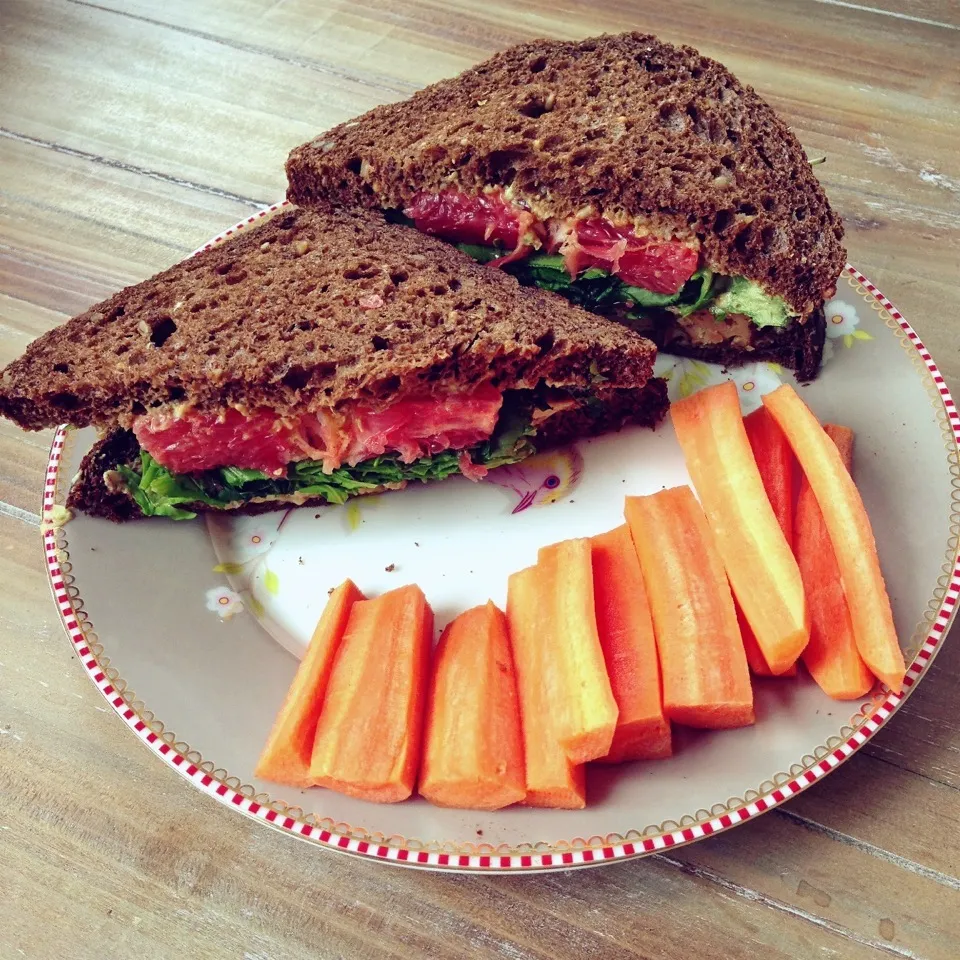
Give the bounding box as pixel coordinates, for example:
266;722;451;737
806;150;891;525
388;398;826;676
0;206;659;432
286;32;846;318
69;379;668;521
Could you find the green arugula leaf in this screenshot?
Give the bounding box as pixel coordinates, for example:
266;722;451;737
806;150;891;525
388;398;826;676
621;285;682;308
673;270;716;317
455;243;506;264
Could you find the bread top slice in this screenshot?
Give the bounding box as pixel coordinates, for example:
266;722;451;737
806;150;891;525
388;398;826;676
0;206;657;431
286;32;846;317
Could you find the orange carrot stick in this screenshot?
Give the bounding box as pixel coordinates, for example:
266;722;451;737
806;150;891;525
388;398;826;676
536;538;619;763
590;526;672;762
254;579;365;787
763;385;905;693
625;487;754;729
671;381;808;675
737;599;797;677
309;584;433;802
743;405;797;547
796;424;875;699
419;602;526;810
506;565;586;808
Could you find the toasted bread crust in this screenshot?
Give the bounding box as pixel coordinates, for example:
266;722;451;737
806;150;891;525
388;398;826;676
287;33;845;316
0;206;659;432
67;380;668;521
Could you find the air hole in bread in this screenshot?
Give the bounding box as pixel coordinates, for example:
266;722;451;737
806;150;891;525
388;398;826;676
734;223;755;254
225;270;248;285
714;209;734;232
448;278;461;292
282;367;311;390
389;270;409;285
638;56;665;73
528;55;547;73
371;335;390;351
570;149;597;168
737;202;758;216
658;103;685;133
215;262;234;276
487;149;523;182
149;317;177;348
345;157;363;175
432;284;448;296
50;392;79;412
760;225;779;253
53;363;69;374
518;96;551;119
168;386;186;401
536;331;555;353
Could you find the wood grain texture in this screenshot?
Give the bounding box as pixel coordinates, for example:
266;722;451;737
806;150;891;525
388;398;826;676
1;1;958;957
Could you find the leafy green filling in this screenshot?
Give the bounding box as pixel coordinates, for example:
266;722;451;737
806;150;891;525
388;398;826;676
116;400;538;520
455;244;794;329
455;245;717;316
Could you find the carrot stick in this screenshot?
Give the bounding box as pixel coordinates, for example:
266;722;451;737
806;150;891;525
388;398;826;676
309;584;433;802
671;381;808;675
625;487;754;729
536;539;619;763
763;385;905;693
254;579;365;787
590;526;672;762
419;602;526;810
737;600;797;677
506;565;586;808
743;405;797;546
796;424;876;699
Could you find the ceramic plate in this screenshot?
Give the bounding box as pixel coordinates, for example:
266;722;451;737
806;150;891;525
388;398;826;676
42;206;960;872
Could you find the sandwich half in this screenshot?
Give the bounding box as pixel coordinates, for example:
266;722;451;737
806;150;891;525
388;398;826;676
0;206;667;521
286;33;846;381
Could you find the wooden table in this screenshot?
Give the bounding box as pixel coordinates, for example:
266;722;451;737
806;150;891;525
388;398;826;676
2;2;958;957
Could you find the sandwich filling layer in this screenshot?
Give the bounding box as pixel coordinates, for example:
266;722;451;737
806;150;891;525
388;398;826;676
400;188;800;346
110;384;610;520
133;384;505;477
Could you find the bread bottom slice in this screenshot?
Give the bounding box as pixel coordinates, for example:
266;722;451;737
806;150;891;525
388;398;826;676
67;380;668;522
642;306;826;382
